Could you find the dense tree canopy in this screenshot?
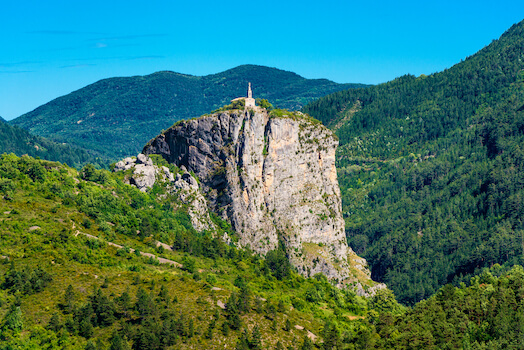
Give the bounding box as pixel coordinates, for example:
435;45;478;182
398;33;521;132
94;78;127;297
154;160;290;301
304;20;524;304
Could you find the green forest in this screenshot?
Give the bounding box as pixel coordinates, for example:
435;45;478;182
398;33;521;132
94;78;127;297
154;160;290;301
0;154;372;349
0;119;107;169
304;20;524;305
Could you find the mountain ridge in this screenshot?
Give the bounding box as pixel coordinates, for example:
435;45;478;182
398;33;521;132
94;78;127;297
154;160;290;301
10;65;369;160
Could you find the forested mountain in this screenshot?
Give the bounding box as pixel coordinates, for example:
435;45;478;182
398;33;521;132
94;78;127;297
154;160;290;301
0;118;107;168
10;65;367;160
304;20;524;305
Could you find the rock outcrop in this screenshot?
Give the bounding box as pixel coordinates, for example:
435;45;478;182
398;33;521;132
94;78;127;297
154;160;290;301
143;108;380;289
113;154;215;232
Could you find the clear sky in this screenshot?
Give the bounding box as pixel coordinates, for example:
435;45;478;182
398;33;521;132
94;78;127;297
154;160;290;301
1;0;523;120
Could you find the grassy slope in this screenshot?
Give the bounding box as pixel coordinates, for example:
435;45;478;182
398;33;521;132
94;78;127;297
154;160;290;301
2;155;524;349
0;154;373;349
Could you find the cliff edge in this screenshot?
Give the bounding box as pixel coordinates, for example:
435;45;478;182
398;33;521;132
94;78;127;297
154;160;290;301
142;108;380;291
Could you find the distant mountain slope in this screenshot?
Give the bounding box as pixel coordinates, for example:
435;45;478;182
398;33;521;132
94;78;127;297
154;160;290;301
10;65;368;160
304;20;524;304
0;117;107;168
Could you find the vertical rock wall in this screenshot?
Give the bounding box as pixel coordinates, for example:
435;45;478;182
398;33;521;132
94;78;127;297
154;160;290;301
143;109;377;287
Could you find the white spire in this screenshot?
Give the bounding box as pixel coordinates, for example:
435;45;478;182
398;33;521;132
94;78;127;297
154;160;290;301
247;82;252;99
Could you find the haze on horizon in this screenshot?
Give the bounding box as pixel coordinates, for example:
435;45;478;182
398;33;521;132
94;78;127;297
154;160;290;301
1;0;523;121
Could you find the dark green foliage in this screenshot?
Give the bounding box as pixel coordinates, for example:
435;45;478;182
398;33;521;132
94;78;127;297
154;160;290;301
47;312;62;332
10;65;367;160
300;335;314;350
84;340;97;350
181;256;196;273
250;325;262;349
284;318;291;332
265;247;291;280
236;328;251;350
304;19;524;304
348;266;524;349
226;292;242;330
0;178;14;196
1;304;23;334
231;99;246;110
79;318;94;339
256;98;273;110
109;331;131;350
4;152;524;347
90;288;116;327
0;120;107;168
321;320;340;349
236;325;263;350
2;263;52;295
221;321;230;336
81;164;108;184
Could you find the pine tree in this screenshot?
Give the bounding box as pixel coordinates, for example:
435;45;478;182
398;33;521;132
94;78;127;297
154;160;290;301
250;325;262;350
236;328;250;350
84;340;97;350
188;318;194;338
110;331;131;350
47;312;62;332
2;304;23;333
284;318;292;331
301;335;313;350
221;321;229;336
271;318;278;331
226;292;242;330
64;284;75;314
79;319;94;339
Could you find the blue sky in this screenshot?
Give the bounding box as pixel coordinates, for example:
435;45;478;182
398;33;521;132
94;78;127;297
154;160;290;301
1;0;523;120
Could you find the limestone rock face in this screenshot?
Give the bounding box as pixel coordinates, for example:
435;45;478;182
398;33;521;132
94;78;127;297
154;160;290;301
143;109;377;287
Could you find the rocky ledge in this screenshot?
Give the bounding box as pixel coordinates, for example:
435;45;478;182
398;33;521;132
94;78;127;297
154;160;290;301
142;108;383;293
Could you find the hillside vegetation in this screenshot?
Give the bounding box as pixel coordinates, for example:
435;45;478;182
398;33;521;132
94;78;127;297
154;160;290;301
303;20;524;305
3;154;524;349
0;119;107;168
0;153;381;349
10;65;368;160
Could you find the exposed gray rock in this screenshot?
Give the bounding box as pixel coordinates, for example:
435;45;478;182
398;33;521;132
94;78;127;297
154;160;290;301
136;153;153;166
113;153;216;232
173;169;215;232
131;163;157;192
113;157;136;171
162;166;175;182
143;109;379;288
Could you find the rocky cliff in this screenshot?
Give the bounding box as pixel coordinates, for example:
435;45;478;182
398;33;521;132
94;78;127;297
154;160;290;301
142;108;380;290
